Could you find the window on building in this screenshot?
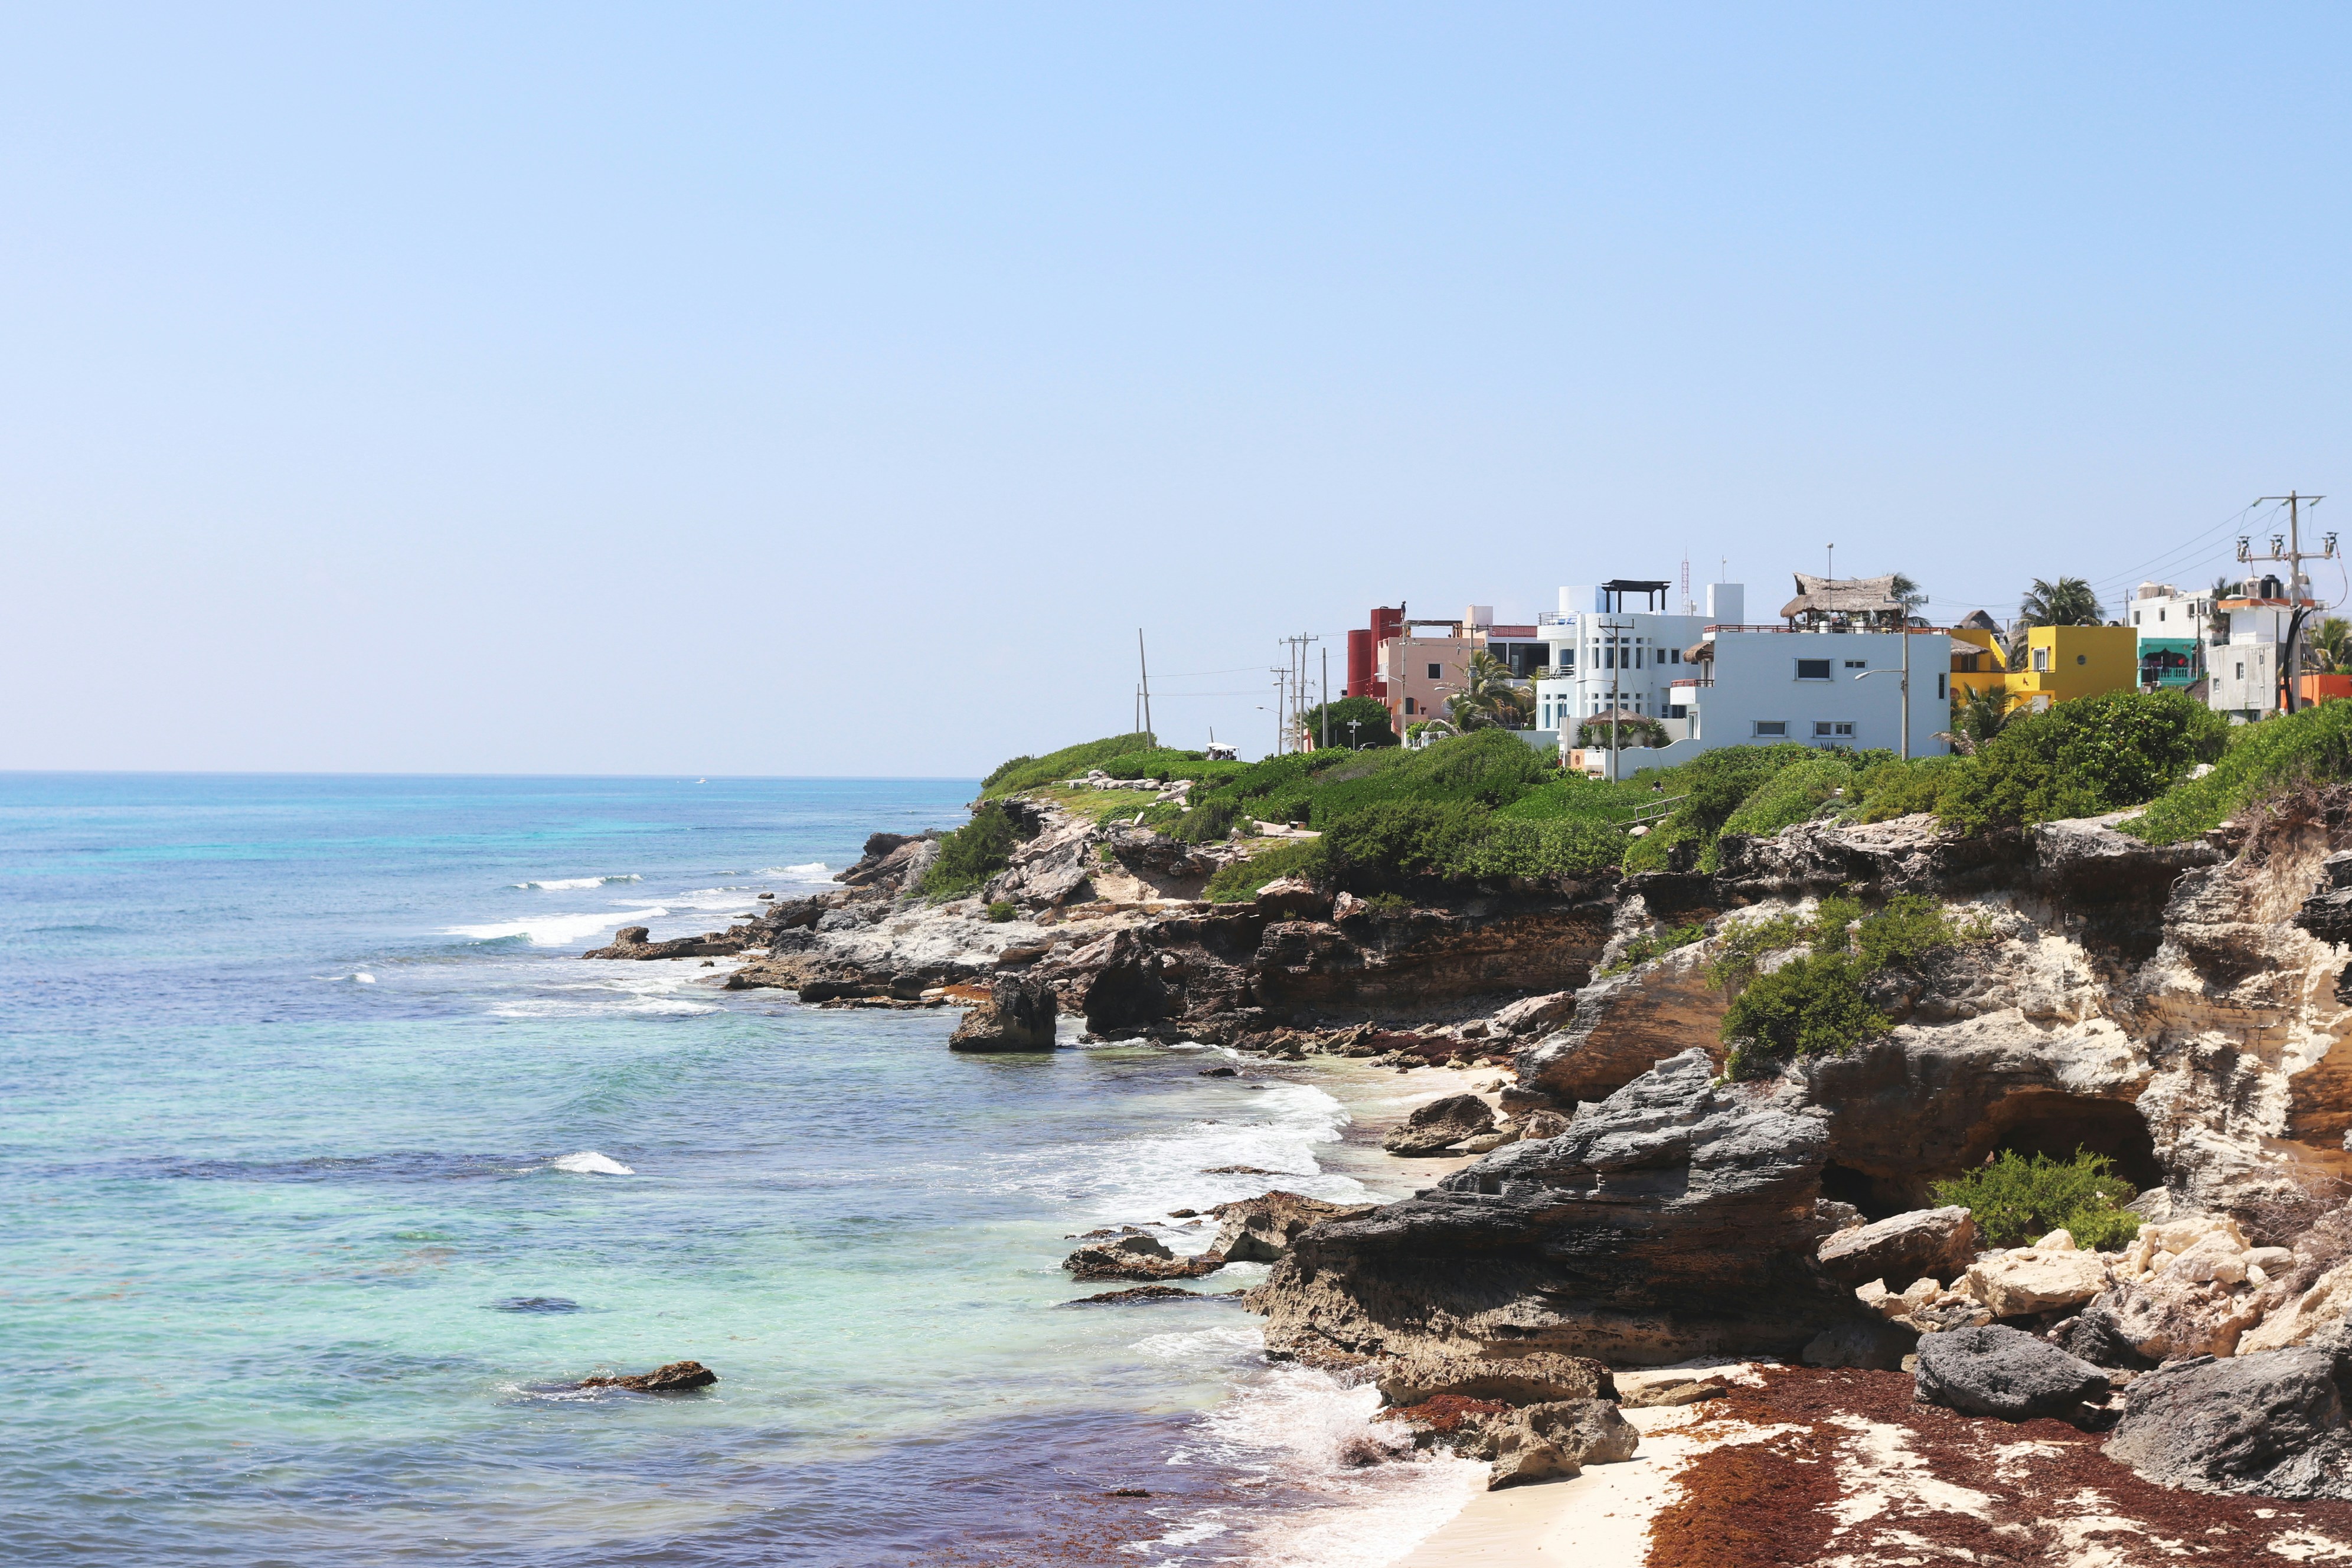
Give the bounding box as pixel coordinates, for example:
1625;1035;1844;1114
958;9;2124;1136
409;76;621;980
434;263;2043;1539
2033;648;2050;672
2076;654;2087;666
1936;674;1946;700
1670;648;1681;664
2236;662;2246;680
1795;659;1831;681
1426;662;1441;681
1404;697;1416;715
1667;704;1687;719
1814;721;1837;737
1844;659;1866;669
1753;720;1788;737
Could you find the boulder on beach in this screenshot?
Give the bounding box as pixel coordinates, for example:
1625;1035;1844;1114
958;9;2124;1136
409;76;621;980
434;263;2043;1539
1484;1399;1640;1489
1816;1206;1977;1288
2105;1342;2352;1498
948;975;1058;1051
1381;1093;1495;1156
578;1360;717;1392
1913;1325;2110;1426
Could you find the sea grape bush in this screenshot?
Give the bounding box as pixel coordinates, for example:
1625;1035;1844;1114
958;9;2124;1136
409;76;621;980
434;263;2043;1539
1931;1150;2142;1251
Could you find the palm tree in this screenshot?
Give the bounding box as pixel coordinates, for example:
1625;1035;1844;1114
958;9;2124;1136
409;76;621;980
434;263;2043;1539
2313;616;2352;674
1940;683;2014;755
1890;573;1928;613
2010;577;2106;663
1448;649;1535;730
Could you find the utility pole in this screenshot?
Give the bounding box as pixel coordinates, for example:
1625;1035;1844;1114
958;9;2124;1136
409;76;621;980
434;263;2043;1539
1856;633;1912;760
2243;493;2334;714
1136;630;1153;739
1321;646;1330;750
1599;616;1628;782
1276;633;1321;752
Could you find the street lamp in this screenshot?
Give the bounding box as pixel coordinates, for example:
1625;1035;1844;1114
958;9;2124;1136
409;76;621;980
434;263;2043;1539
1853;628;1914;760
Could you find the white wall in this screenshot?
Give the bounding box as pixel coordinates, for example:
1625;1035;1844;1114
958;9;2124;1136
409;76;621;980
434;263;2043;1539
1691;630;1952;756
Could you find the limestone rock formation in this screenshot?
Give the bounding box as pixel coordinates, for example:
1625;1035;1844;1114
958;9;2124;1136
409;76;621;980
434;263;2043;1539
582;925;749;960
1913;1325;2110;1426
1484;1399;1639;1489
1513;940;1724;1106
1207;1191;1376;1263
948;975;1058;1052
1380;1093;1495;1156
1816;1206;1978;1288
1962;1247;2111;1318
1252;1051;1863;1367
1373;1350;1616;1407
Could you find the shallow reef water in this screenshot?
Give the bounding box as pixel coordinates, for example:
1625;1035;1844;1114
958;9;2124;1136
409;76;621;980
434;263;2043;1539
2;773;1466;1566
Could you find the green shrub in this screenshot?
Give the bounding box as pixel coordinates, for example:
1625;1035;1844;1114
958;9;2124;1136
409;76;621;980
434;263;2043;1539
1364;892;1412;914
921;803;1027;899
1167;796;1241;843
1850;893;1988;971
981;733;1161;798
1299;696;1399;749
1719;754;1855;841
2126;699;2352;844
1934;690;2227;834
1600;923;1707;976
985;900;1017;923
1706;910;1814;989
1850;756;1953;822
1930;1149;2142;1250
1204;837;1327;902
1720;953;1889;1079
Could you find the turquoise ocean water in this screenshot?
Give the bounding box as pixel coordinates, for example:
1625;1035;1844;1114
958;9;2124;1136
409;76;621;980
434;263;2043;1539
2;775;1475;1566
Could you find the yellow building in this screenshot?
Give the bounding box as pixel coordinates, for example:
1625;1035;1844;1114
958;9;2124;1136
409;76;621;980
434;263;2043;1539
1947;623;2139;713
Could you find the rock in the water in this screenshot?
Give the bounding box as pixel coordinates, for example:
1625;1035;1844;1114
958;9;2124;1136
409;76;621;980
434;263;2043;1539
1062;1231;1224;1282
2105;1347;2352;1499
1375;1351;1617;1408
579;1360;718;1391
1817;1206;1978;1288
582;925;747;961
1380;1093;1495;1156
1913;1325;2109;1425
1485;1399;1641;1489
948;974;1058;1052
1060;1285;1238;1306
1962;1247;2110;1318
1208;1191;1377;1263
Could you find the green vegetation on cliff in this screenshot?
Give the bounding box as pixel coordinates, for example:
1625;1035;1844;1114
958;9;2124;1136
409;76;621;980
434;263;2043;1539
1932;1149;2141;1250
1717;893;1992;1079
976;690;2346;895
920;802;1025;899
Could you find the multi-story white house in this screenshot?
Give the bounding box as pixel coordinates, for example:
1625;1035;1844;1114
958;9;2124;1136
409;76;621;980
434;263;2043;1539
1684;574;1951;758
1533;579;1728;744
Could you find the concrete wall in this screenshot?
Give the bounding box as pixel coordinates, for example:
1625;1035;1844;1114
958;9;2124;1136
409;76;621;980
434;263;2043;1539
1691;629;1952;756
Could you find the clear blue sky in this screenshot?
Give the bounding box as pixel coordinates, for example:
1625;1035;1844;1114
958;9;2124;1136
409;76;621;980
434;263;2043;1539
6;4;2350;775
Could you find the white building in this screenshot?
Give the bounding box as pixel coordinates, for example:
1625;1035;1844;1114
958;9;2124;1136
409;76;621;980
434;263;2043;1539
1685;626;1952;755
1533;579;1729;745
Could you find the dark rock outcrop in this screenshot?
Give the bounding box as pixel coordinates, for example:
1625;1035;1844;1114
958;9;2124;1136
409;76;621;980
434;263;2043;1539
578;1360;717;1391
1380;1093;1496;1156
1062;1231;1225;1282
1816;1206;1979;1288
1208;1191;1377;1263
582;925;750;960
2105;1346;2352;1499
1250;1051;1862;1367
1913;1325;2111;1426
948;975;1058;1052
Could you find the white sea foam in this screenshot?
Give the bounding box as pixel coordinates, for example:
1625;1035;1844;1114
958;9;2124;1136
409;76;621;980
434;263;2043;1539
1182;1361;1483;1568
551;1151;634;1175
354;972;377;984
488;968;727;1019
512;875;641;891
761;861;833;881
447;907;669;948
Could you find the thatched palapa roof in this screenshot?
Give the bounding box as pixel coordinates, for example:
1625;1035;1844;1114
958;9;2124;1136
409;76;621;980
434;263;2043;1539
1779;573;1906;620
